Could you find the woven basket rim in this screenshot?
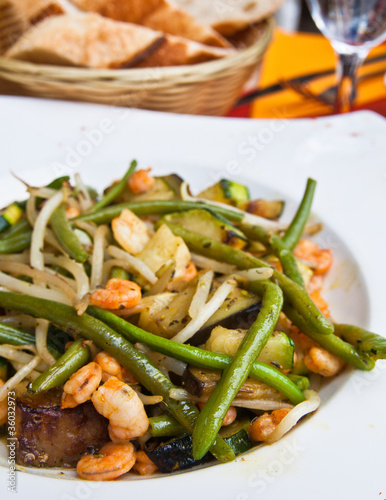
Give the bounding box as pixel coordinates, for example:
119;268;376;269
0;17;274;83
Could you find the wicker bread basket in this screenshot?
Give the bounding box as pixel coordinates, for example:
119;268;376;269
0;15;274;115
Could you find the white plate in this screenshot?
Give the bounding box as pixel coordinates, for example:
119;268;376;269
0;97;386;500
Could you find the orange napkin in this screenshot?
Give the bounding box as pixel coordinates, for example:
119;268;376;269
251;29;386;119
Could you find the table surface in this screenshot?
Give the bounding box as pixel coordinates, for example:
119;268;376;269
229;29;386;120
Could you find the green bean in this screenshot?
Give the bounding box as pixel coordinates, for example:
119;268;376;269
0;323;61;359
283;304;374;370
148;415;185;438
282;178;316;251
0;219;30;240
75;200;243;225
46;176;70;190
0;323;35;346
334;323;386;360
0;292;235;463
192;280;283;460
90;160;137;212
240;224;305;286
50;204;89;263
271;235;304;287
287;374;310;391
88;306;305;405
239;223;270;247
165;223;333;337
35;176;71;206
30;339;90;392
110;267;130;280
0;231;32;254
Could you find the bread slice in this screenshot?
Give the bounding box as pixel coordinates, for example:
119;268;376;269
170;0;286;35
69;0;231;47
5;13;165;68
9;0;81;25
134;33;234;67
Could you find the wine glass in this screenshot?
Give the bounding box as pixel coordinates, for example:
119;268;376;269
305;0;386;113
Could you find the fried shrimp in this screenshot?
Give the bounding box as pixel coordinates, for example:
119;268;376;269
0;380;7;426
304;346;345;377
95;351;123;382
249;408;292;442
112;209;151;255
89;278;142;310
294;239;333;275
91;377;149;442
198;402;237;427
61;362;102;409
77;442;136;481
128;168;155;194
133;451;158;476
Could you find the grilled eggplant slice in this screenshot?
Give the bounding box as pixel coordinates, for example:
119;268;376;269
183;366;287;401
15;388;109;468
144;423;252;473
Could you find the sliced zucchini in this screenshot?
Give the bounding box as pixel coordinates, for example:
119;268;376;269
241;199;285;220
161;174;184;199
205;327;295;371
0;202;24;234
144;424;252;473
182;366;286;401
159;209;247;249
198;179;250;206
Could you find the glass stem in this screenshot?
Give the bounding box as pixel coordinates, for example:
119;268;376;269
334;51;367;114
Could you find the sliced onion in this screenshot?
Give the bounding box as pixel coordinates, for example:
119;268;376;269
30;190;64;270
27;187;57;198
233;267;273;281
44;228;68;254
90;225;109;290
180;182;287;232
0;271;71;304
0;251;30;263
109;303;146;317
189;269;213;319
76;293;90;316
0;261;77;304
171;280;236;343
44;254;90;301
73;220;98;238
265;390;321;444
35;319;56;366
191;253;236;274
145;259;176;296
0;314;37;328
26;194;38;227
0;345;49;372
74;173;94;212
169;388;193;401
135;392;163;405
232;399;293;411
107;246;157;284
0;355;41;402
